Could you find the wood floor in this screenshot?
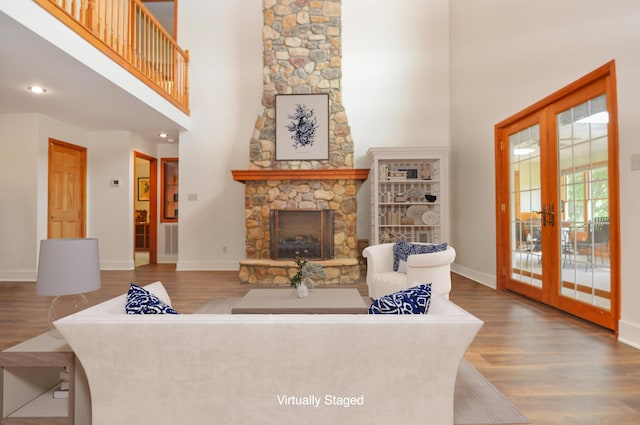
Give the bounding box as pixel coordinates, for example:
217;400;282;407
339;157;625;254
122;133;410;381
1;266;639;425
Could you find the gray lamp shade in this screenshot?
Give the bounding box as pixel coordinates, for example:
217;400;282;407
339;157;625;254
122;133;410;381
36;238;101;296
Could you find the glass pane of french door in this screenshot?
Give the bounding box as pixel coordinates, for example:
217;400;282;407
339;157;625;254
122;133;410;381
509;124;543;288
556;94;611;310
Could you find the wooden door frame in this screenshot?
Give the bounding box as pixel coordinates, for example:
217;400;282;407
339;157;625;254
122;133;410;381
48;138;87;238
494;61;620;332
134;151;158;264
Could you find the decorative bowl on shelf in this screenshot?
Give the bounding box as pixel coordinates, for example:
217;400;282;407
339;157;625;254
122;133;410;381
406;187;424;199
425;194;437;203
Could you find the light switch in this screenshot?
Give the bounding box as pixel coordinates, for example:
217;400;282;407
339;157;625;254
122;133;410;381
631;153;640;171
188;193;198;201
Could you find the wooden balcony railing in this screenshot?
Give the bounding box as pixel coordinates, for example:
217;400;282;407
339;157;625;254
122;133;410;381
34;0;189;114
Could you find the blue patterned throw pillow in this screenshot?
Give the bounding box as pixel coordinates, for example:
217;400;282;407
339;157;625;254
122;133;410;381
392;240;448;272
368;283;432;314
125;283;179;314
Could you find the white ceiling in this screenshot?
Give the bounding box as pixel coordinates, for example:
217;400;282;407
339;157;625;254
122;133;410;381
0;9;183;143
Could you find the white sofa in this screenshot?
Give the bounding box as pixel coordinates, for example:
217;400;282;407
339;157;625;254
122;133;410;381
55;282;482;425
363;243;457;299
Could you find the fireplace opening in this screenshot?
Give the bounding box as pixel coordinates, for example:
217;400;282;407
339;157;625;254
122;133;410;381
270;210;334;260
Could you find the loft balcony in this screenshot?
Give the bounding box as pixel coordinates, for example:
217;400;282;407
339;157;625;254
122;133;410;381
0;1;189;141
35;0;189;114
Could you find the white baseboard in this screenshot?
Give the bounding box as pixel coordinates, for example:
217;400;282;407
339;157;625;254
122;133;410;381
175;260;239;271
0;270;36;282
618;320;640;350
451;263;496;289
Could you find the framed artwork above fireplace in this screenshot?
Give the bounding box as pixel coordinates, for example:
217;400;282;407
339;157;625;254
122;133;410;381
275;93;329;160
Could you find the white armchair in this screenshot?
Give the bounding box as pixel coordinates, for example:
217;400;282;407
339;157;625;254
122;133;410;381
363;243;456;299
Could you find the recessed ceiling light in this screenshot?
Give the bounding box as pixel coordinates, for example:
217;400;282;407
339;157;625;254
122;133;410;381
159;132;168;138
27;86;47;94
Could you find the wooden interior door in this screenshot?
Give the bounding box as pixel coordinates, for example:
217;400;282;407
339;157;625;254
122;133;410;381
48;139;86;238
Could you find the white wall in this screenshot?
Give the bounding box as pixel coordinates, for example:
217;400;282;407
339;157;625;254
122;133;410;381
90;131;134;270
176;0;263;270
449;0;640;346
343;0;451;163
0;114;39;280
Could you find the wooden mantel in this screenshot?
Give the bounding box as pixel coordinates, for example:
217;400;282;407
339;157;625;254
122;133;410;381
231;169;370;183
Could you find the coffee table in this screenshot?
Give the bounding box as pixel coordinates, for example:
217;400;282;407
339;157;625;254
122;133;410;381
230;288;368;314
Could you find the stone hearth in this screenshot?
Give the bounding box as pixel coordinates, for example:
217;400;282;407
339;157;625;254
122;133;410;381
233;0;368;285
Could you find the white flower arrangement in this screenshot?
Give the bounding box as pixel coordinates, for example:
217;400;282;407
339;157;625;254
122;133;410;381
290;257;326;288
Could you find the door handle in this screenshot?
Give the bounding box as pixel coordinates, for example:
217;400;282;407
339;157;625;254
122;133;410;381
534;207;547;227
547;204;555;227
534;204;556;227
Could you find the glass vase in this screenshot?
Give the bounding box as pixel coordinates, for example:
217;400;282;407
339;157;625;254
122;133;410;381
296;282;309;298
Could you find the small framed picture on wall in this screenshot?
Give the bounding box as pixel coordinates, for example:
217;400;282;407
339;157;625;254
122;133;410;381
138;178;150;201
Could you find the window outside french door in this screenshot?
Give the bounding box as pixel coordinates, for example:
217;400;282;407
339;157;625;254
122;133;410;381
496;62;619;331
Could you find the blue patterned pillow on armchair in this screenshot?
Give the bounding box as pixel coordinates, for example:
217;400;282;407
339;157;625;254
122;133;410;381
368;283;432;314
125;283;179;314
392;240;448;272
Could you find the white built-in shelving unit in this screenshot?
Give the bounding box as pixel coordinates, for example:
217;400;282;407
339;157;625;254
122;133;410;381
366;147;449;245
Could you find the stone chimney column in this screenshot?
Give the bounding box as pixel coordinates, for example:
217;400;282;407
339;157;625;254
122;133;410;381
249;0;354;170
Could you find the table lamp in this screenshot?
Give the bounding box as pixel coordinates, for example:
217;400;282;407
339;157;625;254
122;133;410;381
37;238;101;337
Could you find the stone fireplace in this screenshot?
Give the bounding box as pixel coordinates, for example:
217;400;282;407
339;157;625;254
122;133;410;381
232;0;368;285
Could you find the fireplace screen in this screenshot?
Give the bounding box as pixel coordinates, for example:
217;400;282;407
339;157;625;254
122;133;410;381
270;210;334;260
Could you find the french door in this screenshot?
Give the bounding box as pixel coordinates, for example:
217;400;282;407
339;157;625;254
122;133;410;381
495;62;619;331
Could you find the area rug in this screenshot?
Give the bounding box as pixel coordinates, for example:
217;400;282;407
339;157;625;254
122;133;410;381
196;299;530;425
455;359;530;424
